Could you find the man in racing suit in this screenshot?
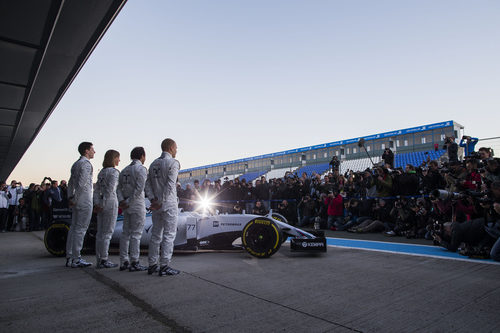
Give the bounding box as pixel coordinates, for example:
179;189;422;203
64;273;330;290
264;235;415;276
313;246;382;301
117;147;148;271
145;138;180;276
66;142;95;268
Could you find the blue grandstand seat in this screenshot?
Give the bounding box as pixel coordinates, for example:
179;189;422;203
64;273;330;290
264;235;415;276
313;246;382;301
295;163;330;177
238;170;269;183
394;150;445;168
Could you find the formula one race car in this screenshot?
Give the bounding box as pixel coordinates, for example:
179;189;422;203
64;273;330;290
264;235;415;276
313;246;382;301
44;209;327;258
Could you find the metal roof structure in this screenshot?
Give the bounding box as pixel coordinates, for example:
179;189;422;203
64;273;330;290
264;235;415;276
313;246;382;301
0;0;127;180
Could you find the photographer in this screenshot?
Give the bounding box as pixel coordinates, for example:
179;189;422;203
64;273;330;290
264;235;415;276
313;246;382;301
298;195;316;227
6;180;23;231
396;164;419;196
325;189;344;230
385;197;415;236
329;156;340;171
251;200;268;216
421;161;445;193
433;219;489;253
444;161;467;193
481;181;500;261
375;167;393;198
0;181;11;232
443;136;459;163
277;200;295;224
481;158;500;186
382;148;394;168
459;136;479;157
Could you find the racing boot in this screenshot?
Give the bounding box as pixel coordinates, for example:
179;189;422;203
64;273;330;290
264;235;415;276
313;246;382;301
119;261;130;271
129;261;148;272
147;264;159;275
159;265;180;276
65;258;72;267
97;260;118;269
71;258;92;268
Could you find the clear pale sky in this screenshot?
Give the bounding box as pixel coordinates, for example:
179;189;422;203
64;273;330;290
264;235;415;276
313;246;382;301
8;0;500;185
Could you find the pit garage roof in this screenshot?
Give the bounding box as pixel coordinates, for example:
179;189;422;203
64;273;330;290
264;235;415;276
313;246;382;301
0;0;126;180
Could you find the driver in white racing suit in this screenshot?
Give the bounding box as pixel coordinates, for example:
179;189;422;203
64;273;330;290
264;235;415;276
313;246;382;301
117;147;148;272
93;149;120;269
66;142;95;268
145;138;180;276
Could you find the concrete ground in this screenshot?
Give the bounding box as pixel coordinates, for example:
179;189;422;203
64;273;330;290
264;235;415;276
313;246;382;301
1;231;499;333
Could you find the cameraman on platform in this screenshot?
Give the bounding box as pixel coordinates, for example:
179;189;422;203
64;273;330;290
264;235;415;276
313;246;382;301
443;136;459;163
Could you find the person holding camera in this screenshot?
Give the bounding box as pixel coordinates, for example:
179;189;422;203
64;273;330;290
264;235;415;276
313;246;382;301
480;181;500;261
0;181;11;232
145;138;181;276
94;150;121;269
298;195;316;227
6;180;23;231
66;142;95;268
459;136;479;157
443;136;459;163
325;189;343;230
382;148;394;168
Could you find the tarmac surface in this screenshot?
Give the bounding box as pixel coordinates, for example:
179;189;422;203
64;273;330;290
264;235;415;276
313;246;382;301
1;231;499;333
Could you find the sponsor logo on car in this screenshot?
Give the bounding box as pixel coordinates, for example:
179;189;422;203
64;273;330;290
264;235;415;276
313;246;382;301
213;221;219;227
301;241;325;248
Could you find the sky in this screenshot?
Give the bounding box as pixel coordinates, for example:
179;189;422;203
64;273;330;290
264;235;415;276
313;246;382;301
8;0;500;184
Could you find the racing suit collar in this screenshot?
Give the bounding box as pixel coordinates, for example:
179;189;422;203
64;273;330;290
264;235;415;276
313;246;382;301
79;155;90;162
131;159;141;165
160;152;172;159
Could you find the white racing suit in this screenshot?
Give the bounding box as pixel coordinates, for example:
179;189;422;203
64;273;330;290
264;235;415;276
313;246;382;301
94;167;119;262
66;156;93;261
145;152;180;267
117;160;147;265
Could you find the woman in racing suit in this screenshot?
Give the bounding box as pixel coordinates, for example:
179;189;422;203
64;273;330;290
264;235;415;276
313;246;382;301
94;150;120;268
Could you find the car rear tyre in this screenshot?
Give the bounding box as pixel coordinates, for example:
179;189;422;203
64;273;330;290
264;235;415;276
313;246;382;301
242;217;283;258
44;223;70;257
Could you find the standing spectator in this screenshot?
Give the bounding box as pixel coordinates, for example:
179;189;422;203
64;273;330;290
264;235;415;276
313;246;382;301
382;148;395;168
375;167;393;198
443;136;459;163
325;189;343;230
22;183;36;231
59;180;69;208
459;136;479;157
6;180;23;231
298;195;316;227
14;198;29;231
66;142;95;268
43;180;63;227
0;181;10;232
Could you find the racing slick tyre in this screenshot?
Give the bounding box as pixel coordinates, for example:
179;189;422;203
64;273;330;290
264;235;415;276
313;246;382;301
242;217;283;258
271;212;287;224
44;222;70;257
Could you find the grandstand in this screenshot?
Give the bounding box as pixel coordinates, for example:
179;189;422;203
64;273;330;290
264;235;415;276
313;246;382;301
178;120;464;185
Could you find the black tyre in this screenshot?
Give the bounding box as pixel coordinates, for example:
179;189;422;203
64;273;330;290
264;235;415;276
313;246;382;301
242;217;283;258
44;223;70;257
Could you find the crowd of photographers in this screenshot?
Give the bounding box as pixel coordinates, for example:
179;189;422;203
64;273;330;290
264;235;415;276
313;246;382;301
0;178;68;232
178;142;500;261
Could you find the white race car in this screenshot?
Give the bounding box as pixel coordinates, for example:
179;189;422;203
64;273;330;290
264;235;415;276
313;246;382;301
44;209;327;258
